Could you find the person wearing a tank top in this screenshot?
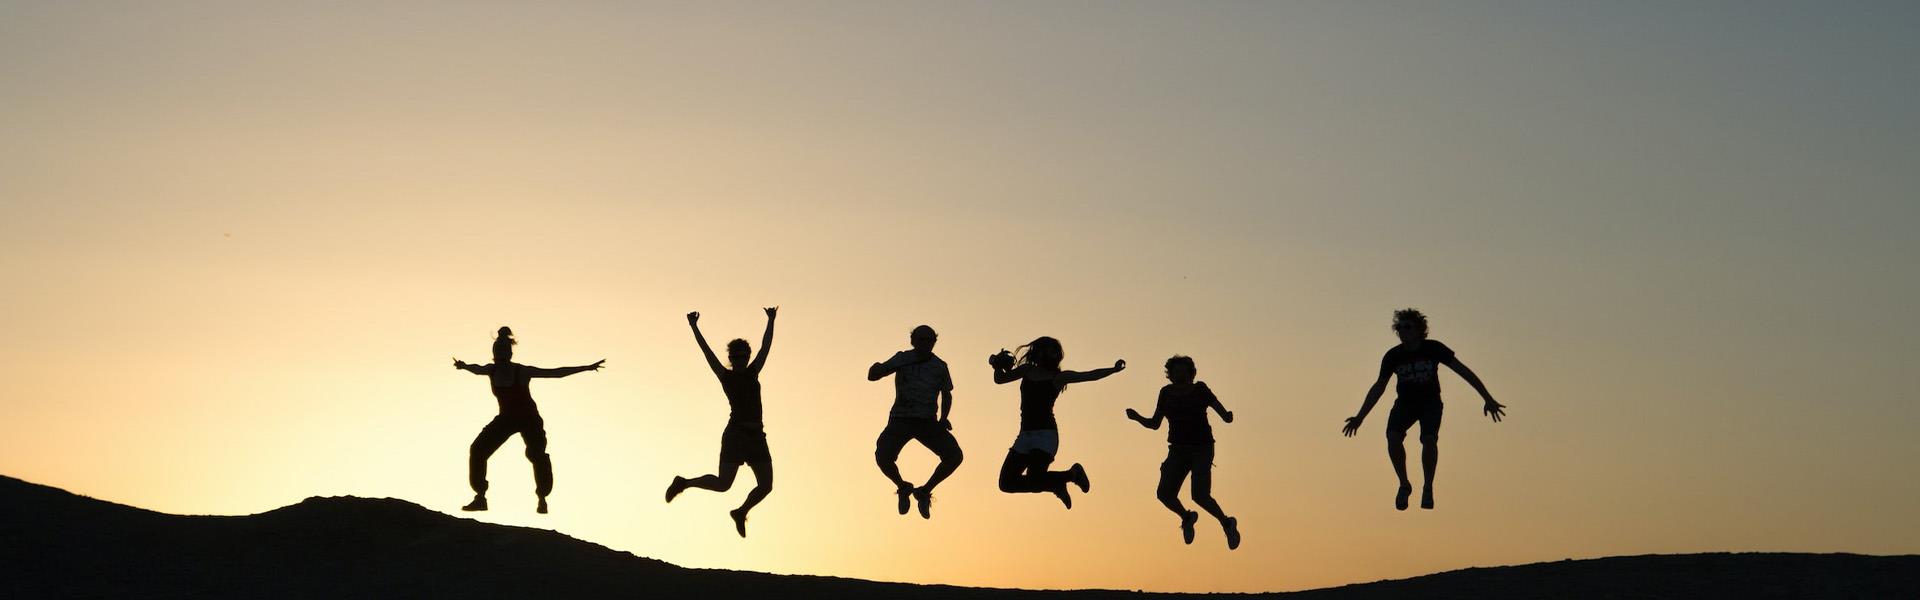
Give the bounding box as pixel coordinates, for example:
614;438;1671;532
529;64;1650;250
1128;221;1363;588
1342;308;1507;510
666;307;777;537
988;336;1125;509
452;326;605;514
1126;355;1240;549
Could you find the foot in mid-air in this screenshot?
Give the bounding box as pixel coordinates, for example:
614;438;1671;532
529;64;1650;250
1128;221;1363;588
729;508;749;538
913;488;934;519
1395;483;1412;511
1067;463;1090;493
1179;510;1199;545
1420;486;1434;510
896;483;914;516
1050;485;1073;510
1223;516;1241;550
536;496;549;514
461;494;488;512
665;476;687;503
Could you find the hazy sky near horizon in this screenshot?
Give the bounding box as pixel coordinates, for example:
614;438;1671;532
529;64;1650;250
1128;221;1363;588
2;1;1916;593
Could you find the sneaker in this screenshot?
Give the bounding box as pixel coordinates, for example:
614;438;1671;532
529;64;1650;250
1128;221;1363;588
1067;463;1090;493
913;488;933;520
1180;510;1199;545
1395;483;1412;511
729;508;749;538
1420;486;1434;510
536;497;549;514
666;476;687;503
1050;485;1073;510
896;485;913;516
1223;516;1241;550
461;495;488;512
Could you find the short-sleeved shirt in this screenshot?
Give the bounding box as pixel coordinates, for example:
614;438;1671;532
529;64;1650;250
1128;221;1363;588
1157;382;1218;445
487;363;539;417
1380;340;1456;405
884;351;952;419
719;368;763;424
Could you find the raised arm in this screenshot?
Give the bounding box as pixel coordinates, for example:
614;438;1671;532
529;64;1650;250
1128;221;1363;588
688;312;725;376
1056;359;1127;386
992;363;1026;384
1443;356;1505;422
527;360;606;378
748;306;776;374
1343;370;1392;437
453;358;494;375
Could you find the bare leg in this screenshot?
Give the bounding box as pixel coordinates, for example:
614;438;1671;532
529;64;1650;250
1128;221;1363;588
683;460;742;493
1420;439;1438;509
731;460;774;537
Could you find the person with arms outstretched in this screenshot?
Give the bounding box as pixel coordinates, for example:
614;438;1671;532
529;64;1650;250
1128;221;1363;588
452;326;605;514
666;307;778;537
1342;308;1506;510
989;336;1124;509
1125;355;1240;549
868;325;963;519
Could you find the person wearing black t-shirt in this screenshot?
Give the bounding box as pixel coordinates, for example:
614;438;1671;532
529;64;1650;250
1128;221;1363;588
1343;308;1506;510
452;326;605;514
1126;355;1240;549
989;336;1125;509
868;325;963;519
666;307;777;537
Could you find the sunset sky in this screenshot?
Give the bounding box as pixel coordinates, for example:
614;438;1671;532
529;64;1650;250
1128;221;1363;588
2;1;1916;593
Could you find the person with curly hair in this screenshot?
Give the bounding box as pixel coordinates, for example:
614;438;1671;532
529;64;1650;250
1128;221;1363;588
1342;309;1506;510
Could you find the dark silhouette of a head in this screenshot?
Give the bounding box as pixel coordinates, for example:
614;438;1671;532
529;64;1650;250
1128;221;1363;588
726;339;750;370
1393;308;1429;342
910;325;937;354
1016;336;1063;370
1165;355;1196;384
493;327;516;362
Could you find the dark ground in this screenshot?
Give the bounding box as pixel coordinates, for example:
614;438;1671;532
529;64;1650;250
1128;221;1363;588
2;475;1912;599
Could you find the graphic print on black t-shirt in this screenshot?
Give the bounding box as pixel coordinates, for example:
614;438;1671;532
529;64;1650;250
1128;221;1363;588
1380;340;1456;403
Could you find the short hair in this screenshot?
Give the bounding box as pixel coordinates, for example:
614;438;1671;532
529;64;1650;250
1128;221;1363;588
1392;308;1429;338
1164;355;1195;372
911;325;936;339
727;339;750;354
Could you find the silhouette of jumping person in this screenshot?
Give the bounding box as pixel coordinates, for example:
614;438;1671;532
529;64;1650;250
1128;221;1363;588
452;326;604;514
1125;356;1240;549
989;337;1124;509
665;307;777;537
868;325;963;519
1342;309;1506;510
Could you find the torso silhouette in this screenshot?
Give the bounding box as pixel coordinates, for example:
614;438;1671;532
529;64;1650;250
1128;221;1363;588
489;363;537;417
1158;382;1216;445
1019;371;1060;432
720;368;762;424
1381;340;1455;405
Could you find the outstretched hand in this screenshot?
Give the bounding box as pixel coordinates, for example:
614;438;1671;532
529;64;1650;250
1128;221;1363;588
1484;400;1506;423
1112;359;1127;371
1221;410;1234;424
1342;416;1364;437
587;359;607;371
452;357;467;370
1125;407;1143;421
764;306;778;319
687;311;700;325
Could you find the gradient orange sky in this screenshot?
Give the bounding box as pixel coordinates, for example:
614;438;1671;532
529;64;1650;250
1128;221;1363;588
2;1;1916;593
